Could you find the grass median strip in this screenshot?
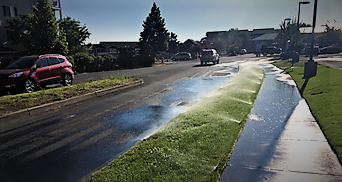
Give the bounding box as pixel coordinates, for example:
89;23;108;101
0;75;139;116
84;63;265;182
273;60;342;164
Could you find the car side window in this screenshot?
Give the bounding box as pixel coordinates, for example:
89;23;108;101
49;57;60;65
36;58;49;67
58;58;65;63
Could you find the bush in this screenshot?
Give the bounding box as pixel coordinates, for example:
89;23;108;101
72;52;94;73
118;51;139;68
102;54;118;71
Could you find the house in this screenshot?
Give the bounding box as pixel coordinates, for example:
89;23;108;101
250;28;277;39
183;39;201;48
251;33;278;46
87;42;140;56
206;31;227;41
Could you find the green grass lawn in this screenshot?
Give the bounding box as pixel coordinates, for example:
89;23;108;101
84;63;265;182
273;60;342;164
0;75;138;116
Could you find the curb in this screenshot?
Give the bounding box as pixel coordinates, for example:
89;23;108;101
0;79;144;120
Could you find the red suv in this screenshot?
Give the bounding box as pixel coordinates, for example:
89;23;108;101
0;54;74;93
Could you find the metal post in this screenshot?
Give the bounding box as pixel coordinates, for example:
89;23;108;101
58;0;62;19
296;1;310;50
304;0;318;79
309;0;317;61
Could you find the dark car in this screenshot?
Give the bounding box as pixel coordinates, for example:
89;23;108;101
260;46;282;55
0;54;74;93
200;49;220;65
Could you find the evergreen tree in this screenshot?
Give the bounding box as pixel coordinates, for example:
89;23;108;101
168;32;179;53
139;2;169;58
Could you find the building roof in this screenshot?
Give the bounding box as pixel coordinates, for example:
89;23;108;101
251;28;276;35
252;33;278;41
99;42;139;49
183;39;201;46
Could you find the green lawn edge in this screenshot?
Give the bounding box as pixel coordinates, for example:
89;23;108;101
84;63;265;182
0;75;138;116
273;60;342;164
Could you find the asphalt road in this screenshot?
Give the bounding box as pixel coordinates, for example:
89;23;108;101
0;54;257;182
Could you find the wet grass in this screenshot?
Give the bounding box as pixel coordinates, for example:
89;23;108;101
84;63;265;182
0;75;138;116
273;60;342;164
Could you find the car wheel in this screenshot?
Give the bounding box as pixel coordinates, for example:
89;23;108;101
24;78;36;93
62;73;73;86
212;60;216;65
201;61;203;65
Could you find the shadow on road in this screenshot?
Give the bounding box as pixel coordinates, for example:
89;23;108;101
193;64;214;67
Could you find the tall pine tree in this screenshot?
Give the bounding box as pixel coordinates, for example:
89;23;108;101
139;2;169;58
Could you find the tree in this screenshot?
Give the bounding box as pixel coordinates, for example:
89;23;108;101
316;24;342;47
6;0;68;55
275;18;310;51
58;16;91;55
139;2;169;59
168;32;179;53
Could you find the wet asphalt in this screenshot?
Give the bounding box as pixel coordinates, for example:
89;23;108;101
219;62;342;182
0;57;241;182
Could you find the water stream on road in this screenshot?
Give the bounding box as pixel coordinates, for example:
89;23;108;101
219;63;303;182
103;64;240;143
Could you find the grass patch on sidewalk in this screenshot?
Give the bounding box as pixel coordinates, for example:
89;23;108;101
0;75;138;116
84;63;264;182
273;60;342;164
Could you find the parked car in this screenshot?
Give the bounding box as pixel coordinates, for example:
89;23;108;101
236;49;247;55
260;46;282;55
171;52;191;61
304;46;319;56
0;54;74;93
200;49;220;65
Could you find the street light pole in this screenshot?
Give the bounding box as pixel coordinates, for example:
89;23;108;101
309;0;317;61
296;1;310;47
284;18;291;50
304;0;318;79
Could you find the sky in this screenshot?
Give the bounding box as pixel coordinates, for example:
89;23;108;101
61;0;342;44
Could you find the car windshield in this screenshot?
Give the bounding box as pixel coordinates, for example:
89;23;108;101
5;57;37;69
202;51;213;56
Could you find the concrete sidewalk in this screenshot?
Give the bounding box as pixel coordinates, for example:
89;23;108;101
219;63;342;182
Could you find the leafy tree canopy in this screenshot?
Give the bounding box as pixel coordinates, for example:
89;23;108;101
58;16;91;55
316;23;342;47
7;0;68;55
275;18;310;50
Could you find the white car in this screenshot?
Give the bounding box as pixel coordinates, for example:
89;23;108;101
171;52;192;61
236;49;247;55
